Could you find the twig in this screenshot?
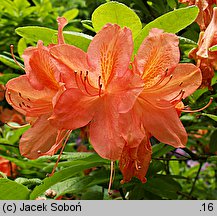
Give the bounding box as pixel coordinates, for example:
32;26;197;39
189;162;203;196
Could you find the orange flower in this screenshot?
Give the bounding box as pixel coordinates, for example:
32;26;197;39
189;7;217;88
5;17;71;159
179;0;217;30
119;28;202;183
49;24;143;161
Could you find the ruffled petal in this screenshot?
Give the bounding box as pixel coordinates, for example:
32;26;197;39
50;89;98;130
89;96;125;161
136;96;187;148
110;70;144;113
133;28;179;88
145;63;202;101
22;41;60;90
87;24;133;86
50;44;91;88
119;133;152;184
6;75;55;116
119;107;146;149
19;115;66;159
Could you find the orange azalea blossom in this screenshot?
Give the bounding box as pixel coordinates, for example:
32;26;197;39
179;0;217;30
49;23;144;161
5;17;72;159
119;28;202;183
189;7;217;88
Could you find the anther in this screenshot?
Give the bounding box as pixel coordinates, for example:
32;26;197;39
37;150;41;154
18;92;22;97
10;45;25;70
182;97;213;113
19;103;22;108
179;82;183;87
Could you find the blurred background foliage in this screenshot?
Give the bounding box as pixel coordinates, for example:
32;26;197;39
0;0;216;200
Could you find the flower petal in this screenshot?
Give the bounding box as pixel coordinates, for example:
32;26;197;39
87;24;133;86
50;44;91;88
19;115;65;159
146;63;202;101
6;75;54;116
119;134;152;184
89;96;125;161
50;89;98;130
133;28;179;88
136;96;187;148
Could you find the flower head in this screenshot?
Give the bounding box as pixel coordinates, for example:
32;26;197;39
5;17;71;159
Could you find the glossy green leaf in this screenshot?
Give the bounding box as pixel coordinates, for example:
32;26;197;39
30;157;108;200
62;9;79;21
202;113;217;122
0;179;30;200
209;45;217;51
17;38;27;58
0;55;23;70
143;176;182;199
63;31;92;51
15;26;56;45
92;1;142;38
134;6;199;53
152;143;175;158
0;73;19;85
15;27;92;51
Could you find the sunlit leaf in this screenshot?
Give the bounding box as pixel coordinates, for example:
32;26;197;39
92;1;142;38
134;6;199;53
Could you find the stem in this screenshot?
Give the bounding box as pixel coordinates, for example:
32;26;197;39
189;162;203;196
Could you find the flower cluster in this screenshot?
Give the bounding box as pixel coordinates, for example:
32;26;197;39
179;1;217;88
6;17;202;183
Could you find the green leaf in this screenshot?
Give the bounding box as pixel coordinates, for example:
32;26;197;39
17;38;27;58
209;130;217;153
62;9;79;21
63;31;92;51
209;45;217;51
0;178;30;200
134;6;199;53
15;26;56;45
51;176;93;198
152;143;175;158
15;27;92;51
92;1;142;38
30;157;107;200
202;113;217;122
0;55;23;70
0;73;19;85
169;157;180;175
143;176;182;199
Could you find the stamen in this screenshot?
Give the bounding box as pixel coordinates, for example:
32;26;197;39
10;45;25;70
108;161;115;195
49;130;72;177
179;82;183;87
80;71;84;85
182;97;213;113
170;90;185;102
74;71;79;88
83;76;92;96
6;122;30;129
